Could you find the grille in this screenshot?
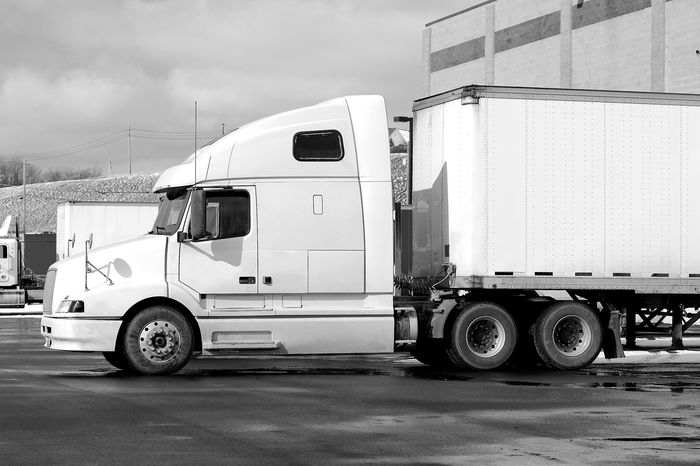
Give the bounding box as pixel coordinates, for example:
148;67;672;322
43;268;56;313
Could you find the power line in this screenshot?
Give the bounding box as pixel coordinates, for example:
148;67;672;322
0;127;229;161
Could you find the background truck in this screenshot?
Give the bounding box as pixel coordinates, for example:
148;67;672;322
56;201;158;260
40;86;700;375
0;218;44;307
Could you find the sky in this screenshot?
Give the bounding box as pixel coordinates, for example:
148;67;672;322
0;0;467;177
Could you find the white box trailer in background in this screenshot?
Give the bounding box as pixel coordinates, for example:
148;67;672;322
56;202;158;260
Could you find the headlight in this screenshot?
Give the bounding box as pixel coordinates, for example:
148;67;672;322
55;300;85;314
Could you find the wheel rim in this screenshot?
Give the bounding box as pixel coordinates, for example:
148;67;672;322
551;315;592;357
138;320;182;363
465;316;506;358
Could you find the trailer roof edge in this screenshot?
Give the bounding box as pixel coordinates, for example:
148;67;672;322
412;85;700;112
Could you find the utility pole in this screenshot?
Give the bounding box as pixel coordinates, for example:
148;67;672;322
22;159;26;239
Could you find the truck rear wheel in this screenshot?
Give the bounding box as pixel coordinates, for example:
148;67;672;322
410;339;455;369
123;305;194;375
447;302;517;370
533;302;603;370
102;350;131;371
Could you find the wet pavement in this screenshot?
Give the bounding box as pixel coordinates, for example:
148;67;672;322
3;316;700;465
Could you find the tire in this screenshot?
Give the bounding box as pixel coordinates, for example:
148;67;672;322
410;338;455;369
446;302;518;371
533;302;603;370
102;350;131;371
123;305;194;375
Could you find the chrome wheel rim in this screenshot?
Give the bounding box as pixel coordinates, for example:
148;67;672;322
552;315;592;357
138;320;182;363
466;316;506;358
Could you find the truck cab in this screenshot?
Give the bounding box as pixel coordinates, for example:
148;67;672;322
41;96;396;374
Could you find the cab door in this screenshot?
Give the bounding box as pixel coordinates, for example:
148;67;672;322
179;187;258;295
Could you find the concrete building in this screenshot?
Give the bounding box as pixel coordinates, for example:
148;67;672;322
422;0;700;97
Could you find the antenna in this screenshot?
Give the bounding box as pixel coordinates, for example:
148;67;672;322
194;101;198;186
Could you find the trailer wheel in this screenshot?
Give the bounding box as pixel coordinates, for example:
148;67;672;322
533;302;603;370
447;302;517;370
123;305;194;375
102;350;131;371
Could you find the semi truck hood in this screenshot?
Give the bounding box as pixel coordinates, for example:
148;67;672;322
45;235;168;314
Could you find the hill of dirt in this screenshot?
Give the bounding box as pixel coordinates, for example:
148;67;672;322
0;173;161;234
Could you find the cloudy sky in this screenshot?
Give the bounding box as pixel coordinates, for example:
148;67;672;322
0;0;466;176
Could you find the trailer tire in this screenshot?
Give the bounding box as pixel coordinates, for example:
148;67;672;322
533;302;603;370
447;302;517;370
102;350;131;371
123;305;194;375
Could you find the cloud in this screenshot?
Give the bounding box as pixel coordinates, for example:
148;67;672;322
0;0;466;174
1;68;127;125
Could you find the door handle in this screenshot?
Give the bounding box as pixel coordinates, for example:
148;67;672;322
239;277;256;284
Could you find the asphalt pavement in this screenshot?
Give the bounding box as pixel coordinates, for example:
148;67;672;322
4;315;700;466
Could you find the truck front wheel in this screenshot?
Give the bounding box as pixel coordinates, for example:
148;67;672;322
123;305;194;375
533;302;603;370
447;302;517;370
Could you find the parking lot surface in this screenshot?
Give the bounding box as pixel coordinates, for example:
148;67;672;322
3;316;700;465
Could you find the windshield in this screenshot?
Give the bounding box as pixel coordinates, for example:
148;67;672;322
150;188;190;235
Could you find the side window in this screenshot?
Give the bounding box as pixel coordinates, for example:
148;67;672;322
0;245;6;259
205;191;250;239
293;130;344;161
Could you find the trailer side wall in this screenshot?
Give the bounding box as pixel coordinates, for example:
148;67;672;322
412;88;700;281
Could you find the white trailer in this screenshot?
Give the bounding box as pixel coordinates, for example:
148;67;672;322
407;86;700;369
39;86;700;375
56;202;158;260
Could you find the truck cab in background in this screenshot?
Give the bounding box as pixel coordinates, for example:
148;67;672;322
41;96;398;374
0;218;45;307
0;236;23;307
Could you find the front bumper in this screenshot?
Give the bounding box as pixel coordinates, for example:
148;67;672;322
41;316;122;352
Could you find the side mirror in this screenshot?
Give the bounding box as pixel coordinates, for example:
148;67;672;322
191;190;207;240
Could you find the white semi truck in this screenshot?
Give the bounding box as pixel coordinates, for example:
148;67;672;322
41;86;700;375
0;217;44;307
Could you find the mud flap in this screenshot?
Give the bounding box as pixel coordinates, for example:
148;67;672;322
603;309;625;359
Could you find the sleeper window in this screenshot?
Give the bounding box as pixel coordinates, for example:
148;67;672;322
293;130;344;161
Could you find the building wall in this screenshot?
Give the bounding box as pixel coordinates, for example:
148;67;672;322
423;0;700;97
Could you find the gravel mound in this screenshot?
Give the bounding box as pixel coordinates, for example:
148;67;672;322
0;173;161;234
